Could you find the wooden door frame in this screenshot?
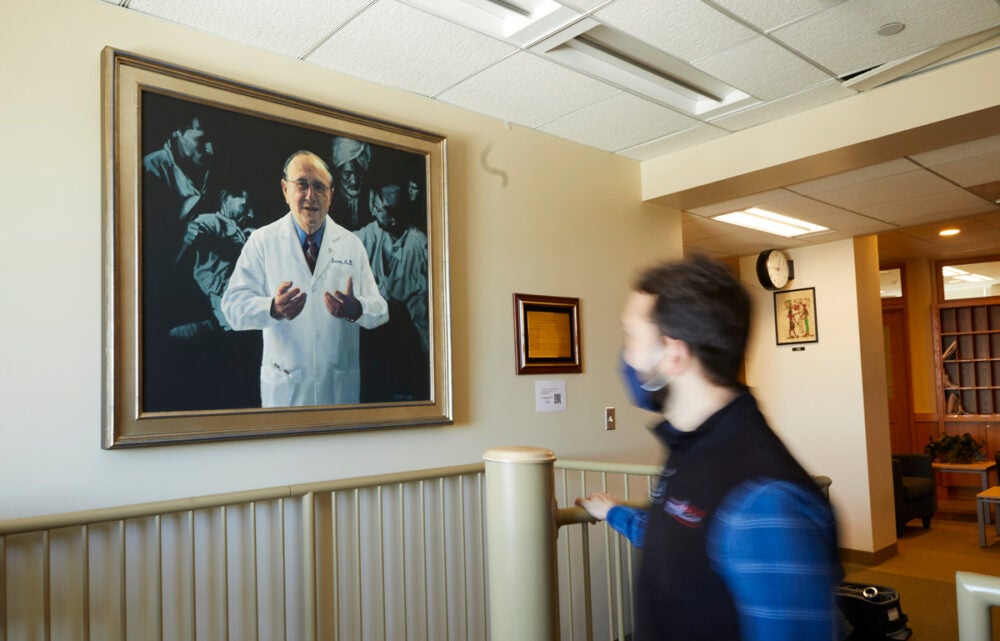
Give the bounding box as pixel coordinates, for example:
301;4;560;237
881;261;915;452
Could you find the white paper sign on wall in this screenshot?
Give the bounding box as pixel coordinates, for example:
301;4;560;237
535;380;566;412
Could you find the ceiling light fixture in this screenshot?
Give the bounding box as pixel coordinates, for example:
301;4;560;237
477;0;531;18
530;23;755;117
877;22;906;36
939;228;961;236
711;207;829;238
951;273;993;283
403;0;569;42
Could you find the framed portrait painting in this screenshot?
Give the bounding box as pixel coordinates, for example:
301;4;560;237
774;287;818;345
102;49;451;447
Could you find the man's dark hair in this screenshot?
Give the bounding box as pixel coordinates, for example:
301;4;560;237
635;255;750;387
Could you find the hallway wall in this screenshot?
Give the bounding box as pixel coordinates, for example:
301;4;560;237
0;0;680;520
742;239;894;554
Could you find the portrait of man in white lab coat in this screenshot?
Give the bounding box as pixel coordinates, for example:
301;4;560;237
221;151;389;407
139;92;434;413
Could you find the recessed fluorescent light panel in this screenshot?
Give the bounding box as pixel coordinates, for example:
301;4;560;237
712;207;829;238
530;22;755;117
942;267;991;283
402;0;576;44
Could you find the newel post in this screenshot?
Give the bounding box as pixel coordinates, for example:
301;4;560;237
482;446;560;641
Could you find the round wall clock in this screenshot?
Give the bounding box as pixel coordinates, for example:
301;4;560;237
756;249;791;290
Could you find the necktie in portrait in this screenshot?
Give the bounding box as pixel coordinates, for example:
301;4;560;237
304;235;318;272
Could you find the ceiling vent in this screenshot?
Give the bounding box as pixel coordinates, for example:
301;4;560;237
529;21;756;118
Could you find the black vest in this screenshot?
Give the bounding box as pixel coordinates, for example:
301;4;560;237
635;389;832;641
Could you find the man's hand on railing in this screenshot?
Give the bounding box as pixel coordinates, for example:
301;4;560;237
575;492;619;522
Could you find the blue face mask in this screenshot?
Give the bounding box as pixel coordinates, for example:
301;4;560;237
620;355;667;413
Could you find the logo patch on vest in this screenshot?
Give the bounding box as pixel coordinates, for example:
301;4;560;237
664;497;706;527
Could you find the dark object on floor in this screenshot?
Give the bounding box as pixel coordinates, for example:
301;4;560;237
892;453;936;535
837;582;912;640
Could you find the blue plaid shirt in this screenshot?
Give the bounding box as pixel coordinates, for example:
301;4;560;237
607;478;841;641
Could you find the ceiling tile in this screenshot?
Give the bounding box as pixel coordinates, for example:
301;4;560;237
436;52;619;128
617;124;729;160
682;213;743;242
127;0;374;59
896;217;1000;243
877;231;947;261
738;194;892;235
770;0;1000;77
687;188;795;216
787;158;920;194
853;188;993;221
692;37;832;102
878;203;1000;228
968;180;1000;204
684;228;806;255
800;214;894;236
306;0;514;97
539;92;698;151
755;195;853;219
710;0;846;32
924;151;1000;188
806;169;957;211
910;133;1000;166
893;223;1000;257
805;216;893;236
594;0;757;62
978;211;1000;229
710;79;854;131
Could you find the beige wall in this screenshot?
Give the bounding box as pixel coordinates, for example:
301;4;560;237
0;0;681;519
741;241;892;553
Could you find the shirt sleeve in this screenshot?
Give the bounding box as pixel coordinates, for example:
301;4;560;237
605;505;648;548
707;480;841;641
221;231;280;331
351;239;389;330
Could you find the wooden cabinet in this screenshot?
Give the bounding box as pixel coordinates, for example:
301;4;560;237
934;299;1000;421
932;299;1000;510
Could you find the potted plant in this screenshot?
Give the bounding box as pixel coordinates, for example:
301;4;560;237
924;432;985;464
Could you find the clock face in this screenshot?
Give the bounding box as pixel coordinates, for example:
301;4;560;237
756;250;790;290
767;251;789;288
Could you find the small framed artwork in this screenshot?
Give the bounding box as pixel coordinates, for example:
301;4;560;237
513;294;582;375
774;287;818;345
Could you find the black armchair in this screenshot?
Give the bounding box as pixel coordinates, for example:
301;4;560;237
892;453;937;534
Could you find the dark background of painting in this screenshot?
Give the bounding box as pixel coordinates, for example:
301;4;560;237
140;91;429;412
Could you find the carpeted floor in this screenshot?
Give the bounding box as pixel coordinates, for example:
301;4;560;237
842;511;1000;640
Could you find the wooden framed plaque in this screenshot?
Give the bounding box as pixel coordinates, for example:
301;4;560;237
513;293;582;375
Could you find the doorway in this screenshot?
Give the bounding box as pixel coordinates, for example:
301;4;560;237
881;264;915;453
883;306;915;452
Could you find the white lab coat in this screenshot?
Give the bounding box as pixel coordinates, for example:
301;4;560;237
221;213;388;407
